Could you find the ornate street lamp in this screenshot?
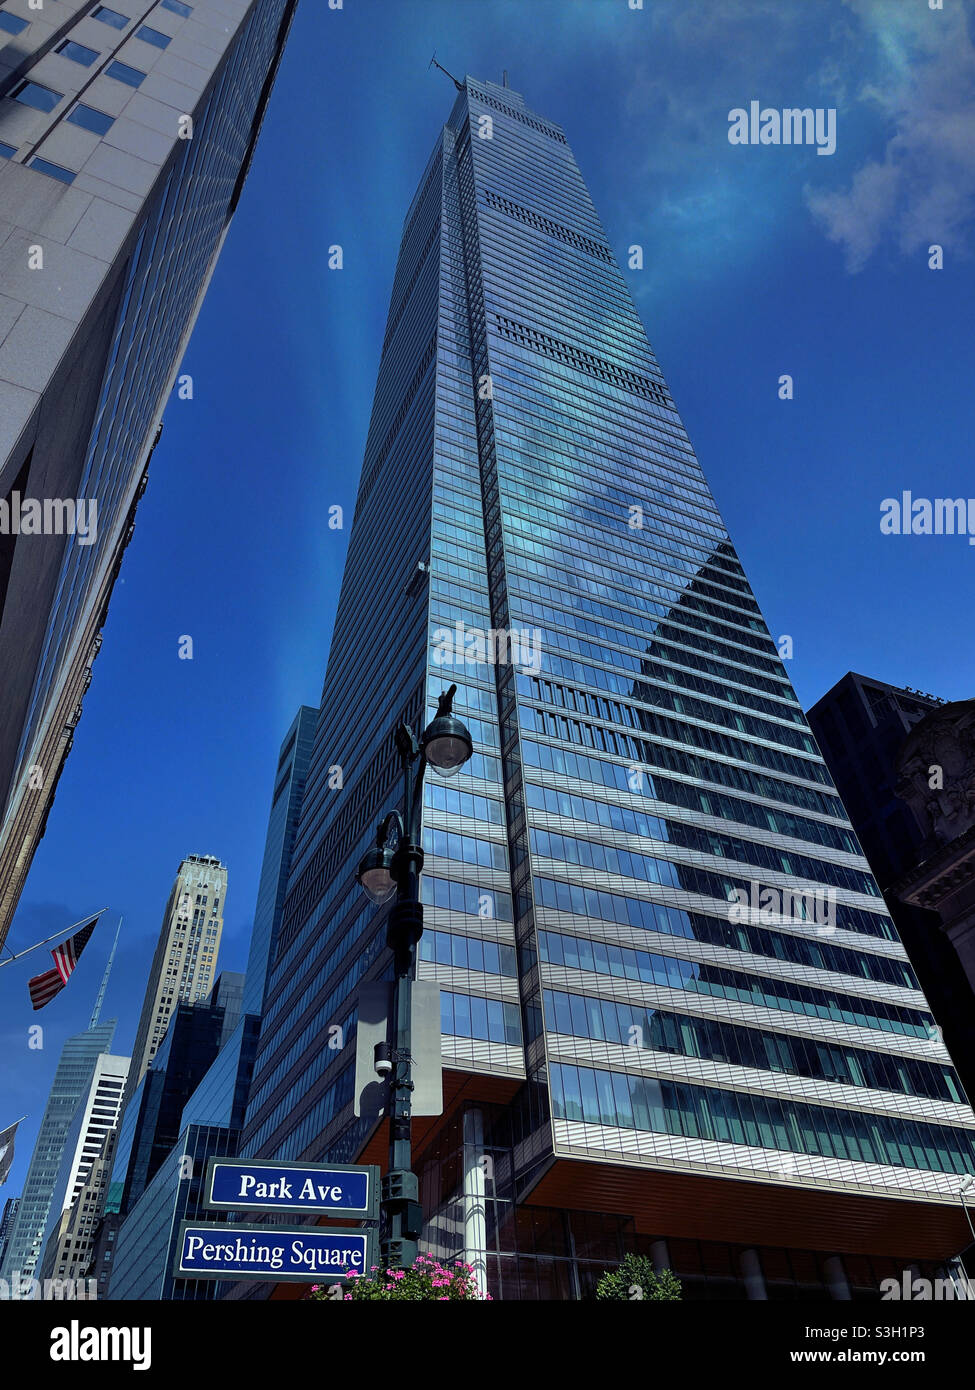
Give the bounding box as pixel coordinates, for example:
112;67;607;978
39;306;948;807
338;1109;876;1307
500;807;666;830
356;683;472;1268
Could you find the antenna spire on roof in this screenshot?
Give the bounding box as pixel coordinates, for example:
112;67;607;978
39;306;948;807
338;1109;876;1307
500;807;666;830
90;916;121;1028
429;52;462;91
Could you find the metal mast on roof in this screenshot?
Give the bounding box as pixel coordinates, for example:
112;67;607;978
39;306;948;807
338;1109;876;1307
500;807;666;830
429;52;462;91
90;916;121;1028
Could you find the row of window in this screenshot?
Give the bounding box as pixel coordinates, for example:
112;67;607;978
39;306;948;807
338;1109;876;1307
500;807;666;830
93;1;192;23
7;68;135;182
521;663;814;758
525;782;867;898
525;762;858;858
542;989;963;1103
1;1;195;181
423;825;508;872
419;927;518;977
550;1063;975;1176
441;989;523;1046
420;873;514;921
529;825;878;909
521;734;848;828
523;698;831;794
425;781;504;825
538;930;932;1038
532;877;913;987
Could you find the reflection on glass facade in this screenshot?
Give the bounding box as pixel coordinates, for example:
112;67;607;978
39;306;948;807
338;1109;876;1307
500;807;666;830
107;1123;240;1302
242;706;318;1020
239;77;975;1298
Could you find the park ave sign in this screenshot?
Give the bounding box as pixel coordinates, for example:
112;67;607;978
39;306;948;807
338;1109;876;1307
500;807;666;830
173;1159;382;1283
205;1158;378;1216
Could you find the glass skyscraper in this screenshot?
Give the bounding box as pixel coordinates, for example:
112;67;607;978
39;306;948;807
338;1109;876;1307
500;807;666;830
238;77;975;1300
0;1018;116;1283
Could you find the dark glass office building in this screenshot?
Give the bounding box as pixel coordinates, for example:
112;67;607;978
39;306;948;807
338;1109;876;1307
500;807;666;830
109;971;243;1221
0;0;298;947
238;78;975;1300
808;673;975;1105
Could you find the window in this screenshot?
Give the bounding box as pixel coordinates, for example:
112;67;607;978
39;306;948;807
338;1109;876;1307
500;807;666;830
137;25;170;48
29;157;75;184
0;10;29;34
106;60;145;87
0;142;15;159
92;5;128;26
12;80;62;112
162;0;192;12
57;39;100;66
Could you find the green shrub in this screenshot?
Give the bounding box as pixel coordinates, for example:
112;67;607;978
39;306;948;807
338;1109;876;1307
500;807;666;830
595;1253;682;1301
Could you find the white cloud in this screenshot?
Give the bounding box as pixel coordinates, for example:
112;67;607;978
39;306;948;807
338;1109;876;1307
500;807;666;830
805;0;975;270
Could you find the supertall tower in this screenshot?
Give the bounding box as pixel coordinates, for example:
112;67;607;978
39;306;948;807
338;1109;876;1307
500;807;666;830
239;77;975;1300
0;0;299;949
127;853;227;1090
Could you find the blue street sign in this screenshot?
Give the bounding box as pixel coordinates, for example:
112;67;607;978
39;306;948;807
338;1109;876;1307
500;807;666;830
173;1221;375;1282
204;1158;378;1216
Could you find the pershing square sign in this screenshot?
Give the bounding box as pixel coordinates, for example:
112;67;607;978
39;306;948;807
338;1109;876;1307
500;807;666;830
173;1223;374;1282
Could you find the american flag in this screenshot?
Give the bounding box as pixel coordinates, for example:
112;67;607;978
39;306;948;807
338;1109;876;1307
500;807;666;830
28;918;98;1011
0;1118;20;1185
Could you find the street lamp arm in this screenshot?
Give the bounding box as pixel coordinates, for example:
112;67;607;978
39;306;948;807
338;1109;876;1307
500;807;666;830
377;810;405;848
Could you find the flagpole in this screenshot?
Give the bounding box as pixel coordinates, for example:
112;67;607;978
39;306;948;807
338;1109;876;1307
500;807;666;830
0;909;110;971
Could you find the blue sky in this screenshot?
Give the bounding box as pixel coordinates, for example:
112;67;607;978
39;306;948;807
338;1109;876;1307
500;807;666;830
2;0;974;1199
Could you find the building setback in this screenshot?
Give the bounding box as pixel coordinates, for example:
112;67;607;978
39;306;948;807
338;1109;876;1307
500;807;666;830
234;78;975;1300
0;0;299;950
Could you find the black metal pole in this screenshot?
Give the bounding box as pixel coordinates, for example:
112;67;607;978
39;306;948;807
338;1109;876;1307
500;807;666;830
379;732;425;1269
